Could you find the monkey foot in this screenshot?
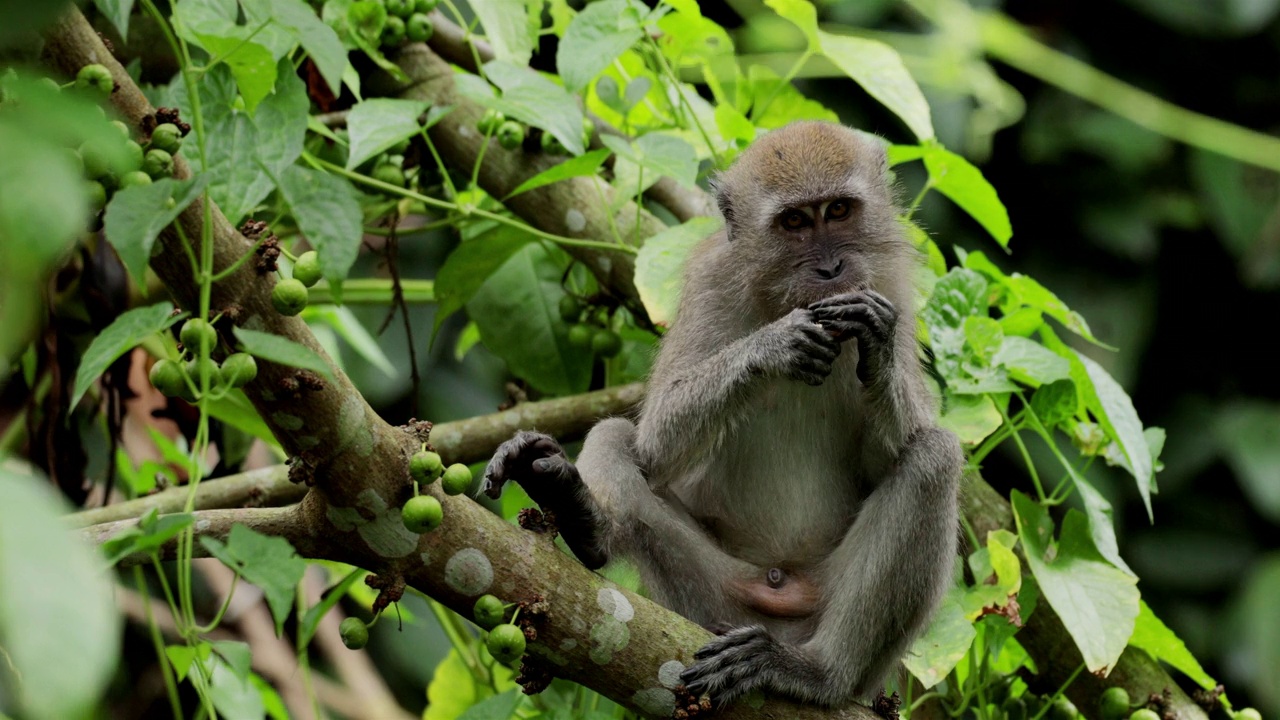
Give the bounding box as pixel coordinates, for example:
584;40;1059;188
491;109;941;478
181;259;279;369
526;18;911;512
871;689;902;720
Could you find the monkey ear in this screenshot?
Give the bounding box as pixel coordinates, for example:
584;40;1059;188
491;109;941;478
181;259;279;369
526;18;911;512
709;177;736;241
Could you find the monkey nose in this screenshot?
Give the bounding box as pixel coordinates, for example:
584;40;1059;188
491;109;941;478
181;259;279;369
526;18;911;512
814;259;844;280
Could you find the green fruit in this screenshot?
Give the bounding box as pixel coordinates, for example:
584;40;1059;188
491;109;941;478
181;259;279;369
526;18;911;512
487;623;526;664
79;140;112;179
86;180;107;210
389;137;412;154
540;131;567;155
401;495;443;533
110;120;131;138
75;64;113;96
1002;698;1027;720
339;617;369;649
149;123;182;154
123;140;144;172
293;251;323;287
409;450;444;483
1099;688;1131;720
1237;711;1263;720
414;0;439;11
477;108;504;135
148;359;186;397
143;148;174;178
1129;710;1161;720
348;0;387;43
406;13;434;42
591;329;622;358
372;163;406;188
221;353;258;388
185;356;223;389
272;278;309;316
558;295;582;323
119;170;152;188
567;323;593;349
385;0;412;16
380;14;406;46
496;120;524;150
180;318;218;355
37;77;61;94
441;463;472;496
473;594;505;628
1049;696;1078;720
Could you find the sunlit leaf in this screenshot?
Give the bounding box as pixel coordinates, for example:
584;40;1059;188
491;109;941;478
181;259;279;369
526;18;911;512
201;525;307;634
233;326;335;380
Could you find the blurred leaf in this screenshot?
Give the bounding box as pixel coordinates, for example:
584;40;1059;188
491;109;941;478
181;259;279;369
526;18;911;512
474;0;538;66
299;568;365;648
923;146;1012;247
233;327;335;381
305;305;397;379
1130;600;1217;690
1012;492;1138;674
433;224;534;338
1215;401;1280;524
506;148;611;199
103;176;209;287
102;509;195;565
174;0;295;59
425;649;516;719
276;166;363;303
165;642;211;682
1228;554;1280;712
259;0;348;96
939;393;1002;446
71;302;184;409
0;465;122;720
557;0;646;92
201;525;307;634
212;640;252;680
205;389;279;448
904;587;975;689
344;98;429;170
455;322;482;361
635;217;722;328
252;674;289;720
745;64;838;128
458;690;523;720
208;654;265;719
0;0;79;45
94;0;136;40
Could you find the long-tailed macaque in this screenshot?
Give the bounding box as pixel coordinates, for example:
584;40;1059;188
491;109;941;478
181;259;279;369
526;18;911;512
482;121;962;708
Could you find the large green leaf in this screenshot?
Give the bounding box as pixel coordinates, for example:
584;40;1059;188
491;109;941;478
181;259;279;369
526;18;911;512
433;225;534;338
458;690;523;720
94;0;136;40
196;34;277;113
258;0;348;96
344;98;430;170
939;393;1002;446
505;148;611;199
904;587;975;689
923;145;1012;247
1012;492;1139;674
467;243;592;396
233;326;335;380
993;336;1070;386
474;0;539;67
1130;600;1217;690
103;176;209;287
71;302;185;409
0;465;122;720
1215;401;1280;524
466;61;586;156
922;268;989;382
634;217;721;327
201;525;307;634
557;0;647;92
603;132;700;194
276;166;363;303
1077;353;1154;520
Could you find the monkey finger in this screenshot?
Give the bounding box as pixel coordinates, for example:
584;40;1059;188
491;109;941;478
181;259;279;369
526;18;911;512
808;290;868;310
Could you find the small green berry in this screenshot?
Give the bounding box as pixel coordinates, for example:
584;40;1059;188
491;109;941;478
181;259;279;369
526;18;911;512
78;140;111;180
119;170;152;188
380;14;406;46
221;353;258;388
122;140;144;173
591;329;622;358
1237;711;1263;720
148;359;186;397
293;251;323;288
558;295;582;323
110;120;131;138
185;356;223;390
540;131;567;155
149;123;182;154
401;495;443;533
441;463;472;496
476;108;504;135
75;64;114;96
486;624;526;664
86;180;107;210
1129;710;1161;720
372;162;406;188
495;120;524;150
272;278;310;316
413;0;439;12
386;0;412;17
339;617;369;649
1098;688;1131;720
473;595;505;628
567;323;593;349
143;148;173;179
409;450;444;483
1049;696;1078;720
180;319;218;354
406;13;434;42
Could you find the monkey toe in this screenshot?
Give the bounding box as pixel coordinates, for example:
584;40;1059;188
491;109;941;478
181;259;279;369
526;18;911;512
682;626;776;706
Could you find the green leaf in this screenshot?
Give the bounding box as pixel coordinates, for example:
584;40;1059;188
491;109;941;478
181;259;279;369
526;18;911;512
474;0;539;67
458;689;523;720
344;98;430;170
201;525;307;634
904;587;976;689
94;0;136;40
175;0;295;60
262;0;348;96
1011;492;1139;674
939;393;1002;446
165;642;212;683
1130;600;1218;690
252;674;289;720
433;224;534;338
1059;459;1135;576
299;568;365;648
468;243;592;396
196;34;277;113
634;217;721;328
993;336;1071;386
212;640;253;680
505;148;611;199
745;64;837;128
1077;353;1154;520
963;316;1003;363
103;176;209;287
208;654;265;719
205;389;280;448
557;0;647;93
923;146;1012;247
1227;555;1280;709
0;465;122;720
817;30;934;141
0;0;78;45
1006;273;1107;346
603;132;700;192
276;166;363;303
233;327;335;381
1215;401;1280;524
425;649;515;720
762;0;819;49
922;268;989;382
71;303;184;409
102;509;196;566
1030;379;1078;428
467;60;586;156
305;305;397;379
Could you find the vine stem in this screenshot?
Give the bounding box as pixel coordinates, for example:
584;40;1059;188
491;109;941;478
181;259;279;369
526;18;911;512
991;393;1046;501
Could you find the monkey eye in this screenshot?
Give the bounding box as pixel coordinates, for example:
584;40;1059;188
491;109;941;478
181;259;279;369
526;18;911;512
825;199;852;221
780;209;808;231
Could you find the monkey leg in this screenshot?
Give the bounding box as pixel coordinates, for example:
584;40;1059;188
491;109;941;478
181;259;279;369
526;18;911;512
680;427;962;707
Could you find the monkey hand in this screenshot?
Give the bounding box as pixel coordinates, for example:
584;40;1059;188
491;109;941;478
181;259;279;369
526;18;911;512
481;431;609;569
680;625;818;708
749;308;842;386
808;290;897;385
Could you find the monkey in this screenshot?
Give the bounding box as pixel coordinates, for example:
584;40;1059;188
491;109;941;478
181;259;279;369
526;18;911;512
481;120;963;709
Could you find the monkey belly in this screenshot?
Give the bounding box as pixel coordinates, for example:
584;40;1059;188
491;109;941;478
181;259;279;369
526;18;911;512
725;567;821;618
